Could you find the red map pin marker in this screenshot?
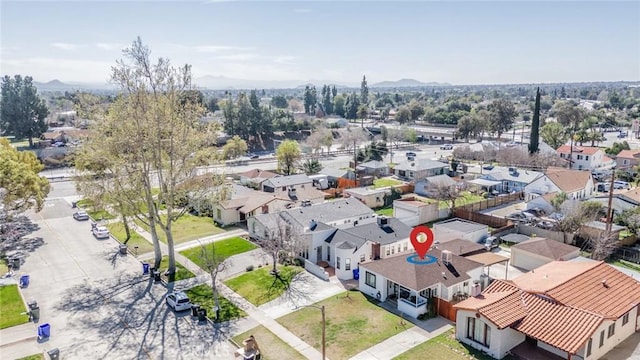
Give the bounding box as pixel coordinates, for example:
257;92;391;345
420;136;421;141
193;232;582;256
410;225;434;260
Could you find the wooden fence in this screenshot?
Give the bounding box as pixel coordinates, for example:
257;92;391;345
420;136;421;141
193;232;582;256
458;192;524;212
437;298;457;322
453;208;510;229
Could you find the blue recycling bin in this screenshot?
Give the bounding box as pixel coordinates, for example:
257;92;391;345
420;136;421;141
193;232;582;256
353;269;360;280
20;275;30;287
142;263;150;275
38;323;51;338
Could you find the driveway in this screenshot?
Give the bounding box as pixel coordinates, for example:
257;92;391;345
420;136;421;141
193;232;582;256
0;184;237;359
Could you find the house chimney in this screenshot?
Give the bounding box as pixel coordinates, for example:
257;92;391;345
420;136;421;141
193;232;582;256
441;250;453;264
309;219;318;231
377;216;389;227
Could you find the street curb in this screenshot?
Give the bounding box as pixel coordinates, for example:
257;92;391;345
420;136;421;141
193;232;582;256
0;335;38;349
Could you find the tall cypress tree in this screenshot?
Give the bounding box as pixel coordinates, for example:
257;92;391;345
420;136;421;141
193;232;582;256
528;87;541;155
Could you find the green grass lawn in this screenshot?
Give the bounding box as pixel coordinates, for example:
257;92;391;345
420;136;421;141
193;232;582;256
0;259;8;275
158;256;195;281
184;284;246;323
16;354;44;360
277;291;410;359
87;209;116;221
437;191;484;210
224;266;303;306
106;222;155;254
393;329;516;360
373;178;402;189
375;207;394;216
232;325;305;360
0;285;29;329
180;237;257;269
135;214;224;244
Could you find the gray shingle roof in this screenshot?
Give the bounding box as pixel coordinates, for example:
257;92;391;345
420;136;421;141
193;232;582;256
264;174;312;188
325;217;412;249
395;159;449;171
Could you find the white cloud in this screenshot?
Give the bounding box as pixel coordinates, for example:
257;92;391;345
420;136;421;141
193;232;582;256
273;55;297;65
200;62;304;81
95;43;125;51
214;53;259;61
50;42;82;51
293;9;312;13
193;45;252;53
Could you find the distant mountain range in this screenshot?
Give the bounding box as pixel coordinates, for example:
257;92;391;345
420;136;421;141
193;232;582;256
370;78;450;88
33;77;450;91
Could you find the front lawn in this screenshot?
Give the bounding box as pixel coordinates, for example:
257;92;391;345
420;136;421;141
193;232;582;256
373;178;402;189
437;191;484;209
0;285;29;329
224;266;303;306
87;209;116;221
277;291;410;359
393;329;516;360
106;222;154;254
135;214;224;244
180;237;257;269
0;258;8;275
184;284;246;323
232;325;305;360
375;207;394;216
16;355;44;360
158;256;195;281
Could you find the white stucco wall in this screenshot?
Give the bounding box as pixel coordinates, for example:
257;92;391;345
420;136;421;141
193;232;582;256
583;306;639;360
456;310;525;359
358;267;386;301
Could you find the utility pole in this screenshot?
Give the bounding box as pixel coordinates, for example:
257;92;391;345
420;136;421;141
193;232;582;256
353;139;358;187
606;169;616;233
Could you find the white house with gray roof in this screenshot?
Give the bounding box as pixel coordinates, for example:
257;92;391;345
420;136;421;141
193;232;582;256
392;159;449;181
479;167;543;193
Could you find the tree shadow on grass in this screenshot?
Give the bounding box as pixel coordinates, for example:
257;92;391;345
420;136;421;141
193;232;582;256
54;271;235;359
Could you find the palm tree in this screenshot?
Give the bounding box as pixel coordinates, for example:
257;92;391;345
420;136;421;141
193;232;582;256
300;158;323;175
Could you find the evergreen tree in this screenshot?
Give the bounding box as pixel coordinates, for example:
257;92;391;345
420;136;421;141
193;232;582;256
529;87;541;154
345;92;360;120
331;85;337;98
0;75;49;147
322;84;333;115
360;75;369;105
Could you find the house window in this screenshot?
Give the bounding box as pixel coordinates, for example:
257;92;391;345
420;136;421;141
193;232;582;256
336;257;341;270
607;323;615;338
466;317;490;347
282;186;286;191
587;339;592;356
585;156;589;160
327;247;330;261
623;159;629;165
560;153;565;158
391;246;395;255
386;247;390;256
577;155;583;160
345;258;351;271
365;271;376;288
216;208;222;220
397;244;401;253
623;312;630;326
599;330;605;347
403;243;408;251
360;254;365;263
409;172;414;178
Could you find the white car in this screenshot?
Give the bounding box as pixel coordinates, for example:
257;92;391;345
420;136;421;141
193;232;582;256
92;226;110;239
73;211;90;221
166;291;192;311
440;144;453;150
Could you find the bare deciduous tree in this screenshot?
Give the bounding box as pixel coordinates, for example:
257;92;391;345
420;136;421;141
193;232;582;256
588;231;619;261
428;182;466;216
197;240;230;318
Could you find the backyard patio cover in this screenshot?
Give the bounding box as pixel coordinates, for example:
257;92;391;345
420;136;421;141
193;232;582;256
469;179;502;187
465;252;509;266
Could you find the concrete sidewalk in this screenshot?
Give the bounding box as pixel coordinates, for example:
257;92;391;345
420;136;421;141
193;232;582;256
349;320;453;360
0;322;37;349
133;223;325;360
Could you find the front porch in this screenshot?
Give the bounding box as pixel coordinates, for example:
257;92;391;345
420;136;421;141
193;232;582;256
510;340;565;360
385;280;429;319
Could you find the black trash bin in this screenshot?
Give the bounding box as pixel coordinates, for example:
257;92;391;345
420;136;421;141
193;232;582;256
119;244;128;255
12;258;20;270
47;348;60;360
28;301;40;322
197;308;207;322
153;270;161;282
191;304;200;317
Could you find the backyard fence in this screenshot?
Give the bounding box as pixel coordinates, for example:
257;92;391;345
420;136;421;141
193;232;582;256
457;192;524;212
453;208;510;229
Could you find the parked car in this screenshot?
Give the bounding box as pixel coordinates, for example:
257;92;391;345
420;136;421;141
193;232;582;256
618;131;628;138
482;164;495;171
92;226;110;239
597;183;611;192
440;144;453;150
523;207;546;217
547;212;565;221
248;153;259;159
614;181;630;190
506;211;536;223
166;291;192;311
405;151;417;157
73;211;90;221
483;236;499;251
535;220;556;230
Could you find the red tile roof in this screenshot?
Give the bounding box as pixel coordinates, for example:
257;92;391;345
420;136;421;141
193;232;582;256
616;149;640;159
556;145;602;155
455;262;640;354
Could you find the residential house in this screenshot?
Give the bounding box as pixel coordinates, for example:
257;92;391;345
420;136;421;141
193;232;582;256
455;261;640;360
320;168;356;188
433;218;489;244
556;145;615;171
579;221;626;241
359;248;485;319
238;169;279;188
510;238;580;271
343;187;389;208
392;159;449;181
325;117;348;128
615;149;640;169
590;188;640;214
356;160;389;177
436;238;487;257
212;184;292;226
479;167;543;194
393;197;440;226
260;174;325;204
415;174;457;197
525;167;595;200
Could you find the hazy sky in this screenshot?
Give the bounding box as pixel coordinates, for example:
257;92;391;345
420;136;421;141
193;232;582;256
1;1;638;85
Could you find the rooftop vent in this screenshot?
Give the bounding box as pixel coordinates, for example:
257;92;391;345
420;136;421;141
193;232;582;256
377;216;389;227
309;219;318;231
441;250;453;264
